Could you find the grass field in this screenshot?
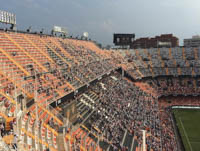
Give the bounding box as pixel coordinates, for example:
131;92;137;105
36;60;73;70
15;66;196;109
173;109;200;151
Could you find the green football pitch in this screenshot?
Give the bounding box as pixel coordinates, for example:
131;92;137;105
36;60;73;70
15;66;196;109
173;109;200;151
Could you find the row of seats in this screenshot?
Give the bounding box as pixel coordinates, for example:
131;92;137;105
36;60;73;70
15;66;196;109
63;72;161;151
144;77;200;96
132;77;200;151
0;30;116;106
0;30;118;150
114;47;200;79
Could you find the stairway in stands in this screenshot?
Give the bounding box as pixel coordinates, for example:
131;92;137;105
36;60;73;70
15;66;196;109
73;90;138;151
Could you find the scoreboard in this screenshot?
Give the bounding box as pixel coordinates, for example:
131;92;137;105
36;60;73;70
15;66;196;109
0;10;16;25
113;33;135;46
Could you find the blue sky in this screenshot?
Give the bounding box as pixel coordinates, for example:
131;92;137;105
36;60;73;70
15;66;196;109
1;0;200;46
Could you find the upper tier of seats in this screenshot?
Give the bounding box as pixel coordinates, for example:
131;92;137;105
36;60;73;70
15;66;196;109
114;47;200;79
0;30;116;105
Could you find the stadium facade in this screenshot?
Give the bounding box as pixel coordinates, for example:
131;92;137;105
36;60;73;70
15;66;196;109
184;35;200;47
113;33;179;49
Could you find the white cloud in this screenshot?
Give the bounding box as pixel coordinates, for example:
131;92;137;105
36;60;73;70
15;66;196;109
101;19;115;33
160;0;200;8
21;0;40;9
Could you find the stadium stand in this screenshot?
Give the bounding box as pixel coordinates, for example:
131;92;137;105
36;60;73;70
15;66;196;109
0;28;200;150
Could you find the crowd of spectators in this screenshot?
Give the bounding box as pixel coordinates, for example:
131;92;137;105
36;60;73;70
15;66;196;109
2;30;200;151
158;96;200;151
71;71;200;151
0;96;18;150
159;107;177;151
144;77;200;97
115;47;200;79
0;31;121;151
73;72;162;150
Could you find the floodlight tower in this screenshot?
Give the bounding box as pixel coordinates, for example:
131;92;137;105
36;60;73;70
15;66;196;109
27;26;32;32
0;10;17;30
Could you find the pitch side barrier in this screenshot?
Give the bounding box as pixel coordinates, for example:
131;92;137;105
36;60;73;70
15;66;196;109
172;106;200;109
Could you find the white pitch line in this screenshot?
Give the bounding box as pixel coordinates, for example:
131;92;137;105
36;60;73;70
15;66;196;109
190;141;200;143
179;117;193;151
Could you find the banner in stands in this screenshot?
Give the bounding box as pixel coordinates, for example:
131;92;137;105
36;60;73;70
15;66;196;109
157;41;171;47
0;10;16;25
53;26;67;34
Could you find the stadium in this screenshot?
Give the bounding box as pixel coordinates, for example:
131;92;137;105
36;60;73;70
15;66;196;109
0;6;200;151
